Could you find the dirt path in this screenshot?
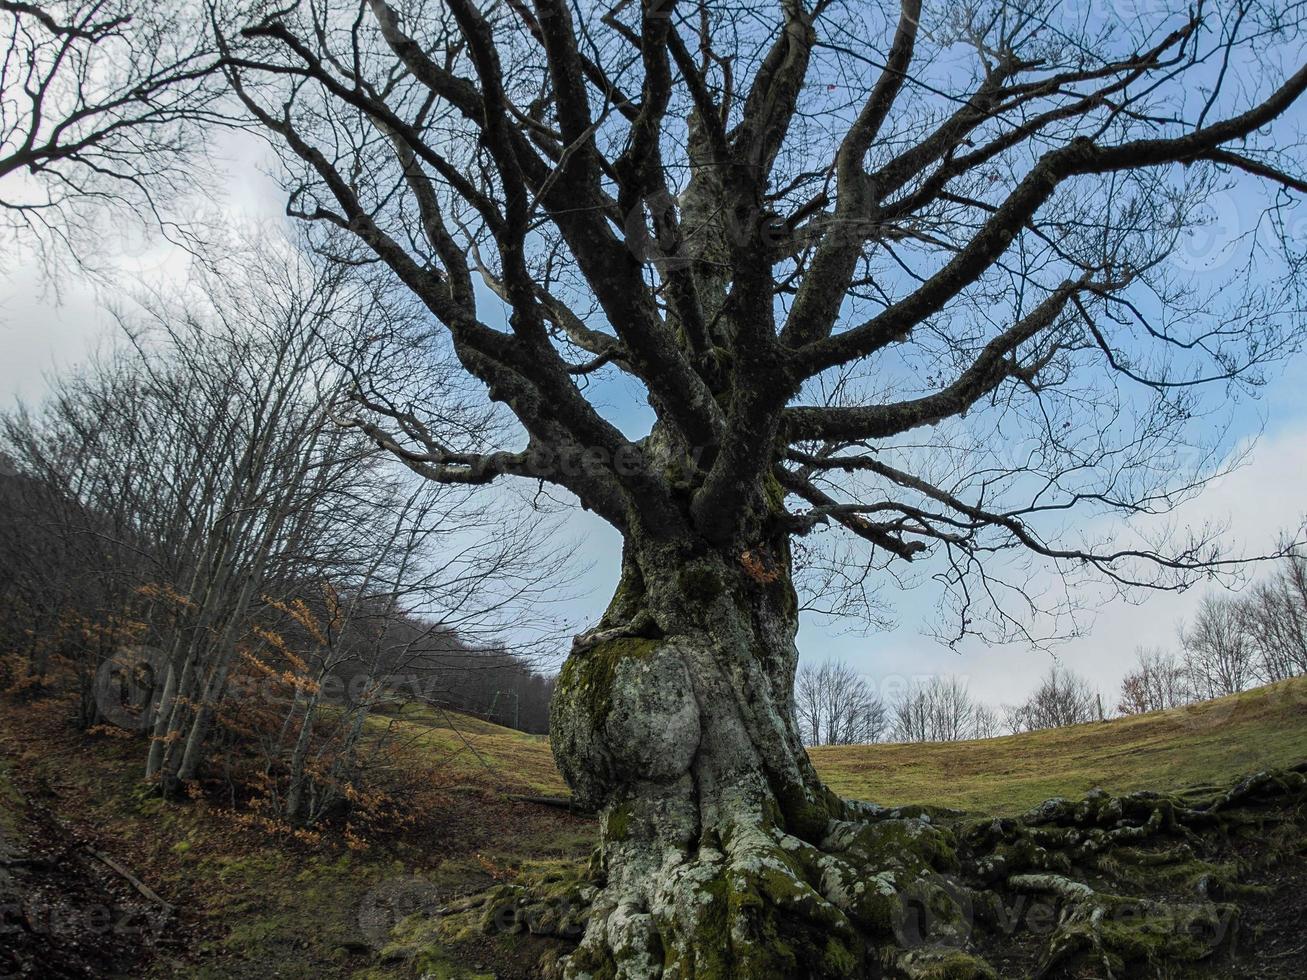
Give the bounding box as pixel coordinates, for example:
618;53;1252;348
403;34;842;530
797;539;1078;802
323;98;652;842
0;755;175;979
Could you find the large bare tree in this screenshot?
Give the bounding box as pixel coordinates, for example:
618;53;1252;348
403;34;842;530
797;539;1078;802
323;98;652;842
216;0;1307;974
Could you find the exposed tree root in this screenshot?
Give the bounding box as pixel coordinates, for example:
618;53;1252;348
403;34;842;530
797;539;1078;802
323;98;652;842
384;762;1307;979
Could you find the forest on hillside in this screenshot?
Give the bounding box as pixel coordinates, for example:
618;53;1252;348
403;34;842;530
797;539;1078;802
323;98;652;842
0;236;569;831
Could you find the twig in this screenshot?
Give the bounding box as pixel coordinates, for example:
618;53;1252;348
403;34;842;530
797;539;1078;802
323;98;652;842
82;846;175;914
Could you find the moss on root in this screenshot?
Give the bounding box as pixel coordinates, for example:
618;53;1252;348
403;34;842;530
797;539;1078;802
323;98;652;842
732;857;860;977
651;849;862;980
420;763;1307;977
772;778;844;843
895;949;998;980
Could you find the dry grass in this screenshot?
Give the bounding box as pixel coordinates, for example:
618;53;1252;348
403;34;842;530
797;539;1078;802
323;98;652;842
810;675;1307;813
369;702;568;796
383;676;1307;814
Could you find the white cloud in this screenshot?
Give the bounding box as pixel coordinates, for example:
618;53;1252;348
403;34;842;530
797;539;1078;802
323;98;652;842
1048;419;1307;699
0;130;287;406
0;270;104;404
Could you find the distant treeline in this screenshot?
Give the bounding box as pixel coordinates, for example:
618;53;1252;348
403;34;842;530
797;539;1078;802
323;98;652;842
798;543;1307;747
330;623;557;735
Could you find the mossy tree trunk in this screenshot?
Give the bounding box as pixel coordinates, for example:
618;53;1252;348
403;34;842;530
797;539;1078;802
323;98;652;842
551;525;882;977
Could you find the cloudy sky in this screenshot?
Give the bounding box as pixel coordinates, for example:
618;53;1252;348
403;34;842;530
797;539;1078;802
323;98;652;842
3;130;1305;714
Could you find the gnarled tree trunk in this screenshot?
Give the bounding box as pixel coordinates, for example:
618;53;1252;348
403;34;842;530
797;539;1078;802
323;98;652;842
551;531;893;977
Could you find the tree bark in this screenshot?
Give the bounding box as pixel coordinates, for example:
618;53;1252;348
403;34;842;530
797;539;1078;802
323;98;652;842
551;530;878;977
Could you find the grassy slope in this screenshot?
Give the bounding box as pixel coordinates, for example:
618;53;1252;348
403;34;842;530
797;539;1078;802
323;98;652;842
0;703;595;980
812;675;1307;812
372;703;566;796
386;676;1307;814
1;677;1305;978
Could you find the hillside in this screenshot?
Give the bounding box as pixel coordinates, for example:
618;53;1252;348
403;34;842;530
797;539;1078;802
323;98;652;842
384;676;1307;813
1;677;1305;978
812;676;1307;812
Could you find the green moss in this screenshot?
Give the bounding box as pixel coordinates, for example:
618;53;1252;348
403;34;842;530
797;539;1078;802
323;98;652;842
602;560;646;623
435;859;593;949
556;636;660;731
1053;897;1239;970
663;453;698;490
1120;854;1244;896
184;847;389;976
515;857;592;900
382;914;495;979
677;562;726;602
820;935;859;975
729;863;860;979
673;877;733;977
774;779;839;842
565;941;620;980
762;471;786;513
832;818;959;877
605;802;633;843
899;949;999;979
652;838;865;979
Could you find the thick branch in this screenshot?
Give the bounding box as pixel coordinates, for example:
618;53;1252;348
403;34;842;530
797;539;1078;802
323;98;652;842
784;280;1084;442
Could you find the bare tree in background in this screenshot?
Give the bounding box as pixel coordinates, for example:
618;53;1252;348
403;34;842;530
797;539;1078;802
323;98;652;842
794;659;885;746
1117;646;1191;714
890;675;991;742
1005;664;1100;733
970;702;1003;739
0;228;568;806
1239;546;1307;682
136;0;1307;970
0;1;233;271
1181;594;1258;699
0;358;162;718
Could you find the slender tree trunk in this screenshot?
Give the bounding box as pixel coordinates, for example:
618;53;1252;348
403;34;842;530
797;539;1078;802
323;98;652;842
175;655;234;781
151;652;199;784
145;662;179;778
284;681;322;822
149;487;248;782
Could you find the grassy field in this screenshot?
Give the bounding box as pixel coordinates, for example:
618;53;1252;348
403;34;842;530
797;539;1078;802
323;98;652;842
812;675;1307;812
380;675;1307;813
1;676;1305;978
373;702;567;796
